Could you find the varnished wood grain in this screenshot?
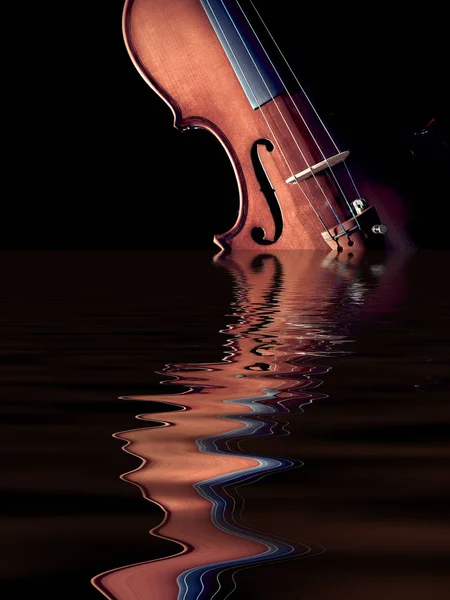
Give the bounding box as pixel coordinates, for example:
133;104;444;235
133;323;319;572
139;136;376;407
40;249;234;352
123;0;414;250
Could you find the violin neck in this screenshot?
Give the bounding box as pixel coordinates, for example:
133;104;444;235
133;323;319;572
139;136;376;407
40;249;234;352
200;0;295;109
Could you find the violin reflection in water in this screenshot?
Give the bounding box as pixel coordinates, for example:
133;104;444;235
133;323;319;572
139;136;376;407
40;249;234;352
123;0;415;252
92;250;407;600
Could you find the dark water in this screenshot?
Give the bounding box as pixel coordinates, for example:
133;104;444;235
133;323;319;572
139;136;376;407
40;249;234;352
1;250;449;600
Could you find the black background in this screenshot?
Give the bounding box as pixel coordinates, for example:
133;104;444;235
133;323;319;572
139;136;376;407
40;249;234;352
7;0;448;250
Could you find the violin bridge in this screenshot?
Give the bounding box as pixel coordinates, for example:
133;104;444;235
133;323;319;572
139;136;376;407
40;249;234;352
285;151;350;184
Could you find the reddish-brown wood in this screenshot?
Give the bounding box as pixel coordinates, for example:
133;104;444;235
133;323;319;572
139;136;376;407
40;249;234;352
123;0;414;251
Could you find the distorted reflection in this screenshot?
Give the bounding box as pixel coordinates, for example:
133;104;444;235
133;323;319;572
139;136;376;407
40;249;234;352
92;250;406;600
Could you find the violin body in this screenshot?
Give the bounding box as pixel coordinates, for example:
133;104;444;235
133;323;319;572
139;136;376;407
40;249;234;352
123;0;414;251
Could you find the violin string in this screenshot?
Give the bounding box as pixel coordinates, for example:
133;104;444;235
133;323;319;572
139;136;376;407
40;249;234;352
237;0;360;227
204;0;336;239
217;0;349;238
248;0;363;203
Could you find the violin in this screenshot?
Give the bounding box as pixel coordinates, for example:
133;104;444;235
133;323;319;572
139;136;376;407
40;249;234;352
122;0;415;252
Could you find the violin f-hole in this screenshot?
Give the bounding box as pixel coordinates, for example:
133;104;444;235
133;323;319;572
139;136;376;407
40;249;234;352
250;139;284;245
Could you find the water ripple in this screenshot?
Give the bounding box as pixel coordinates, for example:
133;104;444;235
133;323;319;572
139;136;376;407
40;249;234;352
92;250;408;600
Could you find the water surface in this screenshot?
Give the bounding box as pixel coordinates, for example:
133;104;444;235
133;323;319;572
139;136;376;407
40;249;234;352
1;250;449;600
